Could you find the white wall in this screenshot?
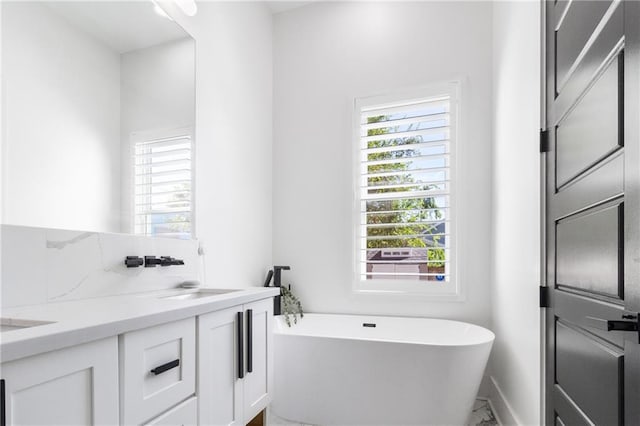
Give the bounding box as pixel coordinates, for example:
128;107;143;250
119;37;195;232
120;38;195;137
1;0;273;289
159;1;274;288
1;2;121;232
490;1;541;424
272;1;493;325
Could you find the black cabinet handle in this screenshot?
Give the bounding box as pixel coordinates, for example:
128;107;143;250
247;309;253;373
237;311;244;379
1;379;5;426
150;359;180;375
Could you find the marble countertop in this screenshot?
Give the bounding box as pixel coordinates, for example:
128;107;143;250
0;286;280;363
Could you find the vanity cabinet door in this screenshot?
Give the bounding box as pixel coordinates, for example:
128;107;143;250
0;337;119;425
243;298;273;422
119;317;196;425
198;298;274;426
198;306;244;426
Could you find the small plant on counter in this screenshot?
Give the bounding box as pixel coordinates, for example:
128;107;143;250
281;285;304;327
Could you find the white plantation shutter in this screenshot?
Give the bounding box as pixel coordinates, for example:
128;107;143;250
134;131;193;239
356;88;456;287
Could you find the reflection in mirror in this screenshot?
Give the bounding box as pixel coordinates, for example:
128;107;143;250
1;1;195;238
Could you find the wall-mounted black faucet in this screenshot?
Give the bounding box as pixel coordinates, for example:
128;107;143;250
145;256;162;267
144;256;185;267
161;256;184;266
264;266;290;315
125;256;185;268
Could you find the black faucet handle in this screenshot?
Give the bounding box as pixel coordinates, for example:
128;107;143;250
263;270;274;287
124;256;144;268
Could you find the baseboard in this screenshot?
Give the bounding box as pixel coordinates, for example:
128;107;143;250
477;375;492;399
485;376;522;426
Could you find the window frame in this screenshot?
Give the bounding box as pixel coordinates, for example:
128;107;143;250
130;126;195;239
352;82;461;298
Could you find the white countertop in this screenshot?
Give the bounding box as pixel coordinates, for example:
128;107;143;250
0;287;280;363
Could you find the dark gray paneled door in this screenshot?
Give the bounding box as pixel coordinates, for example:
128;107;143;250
545;0;640;425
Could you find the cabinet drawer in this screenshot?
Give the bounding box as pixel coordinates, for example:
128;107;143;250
120;318;196;425
145;397;197;426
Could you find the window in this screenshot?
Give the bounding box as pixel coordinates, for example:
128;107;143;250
133;128;194;239
354;83;458;296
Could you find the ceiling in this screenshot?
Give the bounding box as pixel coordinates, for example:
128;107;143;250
44;2;189;54
44;1;316;53
266;1;315;14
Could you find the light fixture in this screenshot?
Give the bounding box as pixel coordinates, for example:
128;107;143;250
153;3;174;21
174;0;197;17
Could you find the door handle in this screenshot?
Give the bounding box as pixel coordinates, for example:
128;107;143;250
606;320;639;332
586;313;639;343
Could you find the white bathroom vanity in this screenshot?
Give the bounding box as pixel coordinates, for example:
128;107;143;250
0;287;278;425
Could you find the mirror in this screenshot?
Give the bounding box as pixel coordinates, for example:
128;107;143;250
1;1;195;238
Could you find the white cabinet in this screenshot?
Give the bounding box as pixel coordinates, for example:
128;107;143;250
1;336;119;425
243;299;273;422
0;294;274;426
197;306;243;426
198;298;273;426
120;317;196;425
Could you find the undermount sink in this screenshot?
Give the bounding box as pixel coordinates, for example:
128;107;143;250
159;289;241;301
1;318;55;333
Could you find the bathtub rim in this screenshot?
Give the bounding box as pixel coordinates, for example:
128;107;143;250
273;312;495;348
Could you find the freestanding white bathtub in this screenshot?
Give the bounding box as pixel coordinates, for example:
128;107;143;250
271;314;494;426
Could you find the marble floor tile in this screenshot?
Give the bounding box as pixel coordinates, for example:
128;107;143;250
467;399;499;426
267;398;499;426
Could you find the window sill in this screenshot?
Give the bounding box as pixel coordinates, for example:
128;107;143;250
352;280;464;302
